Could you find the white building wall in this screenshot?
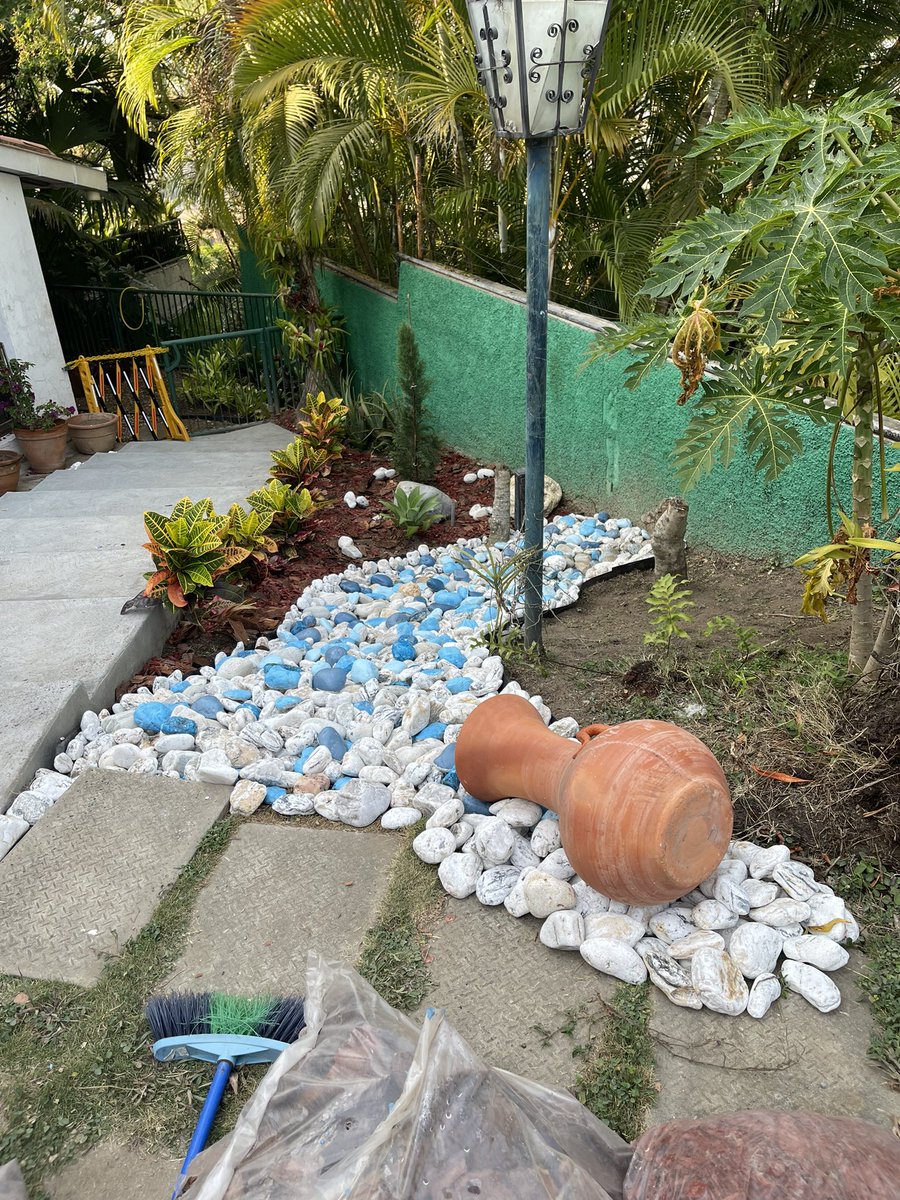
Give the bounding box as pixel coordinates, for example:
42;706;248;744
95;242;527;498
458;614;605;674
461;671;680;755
0;172;73;412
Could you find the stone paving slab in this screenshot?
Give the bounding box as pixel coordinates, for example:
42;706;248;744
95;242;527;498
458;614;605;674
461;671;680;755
0;514;145;555
0;771;229;986
649;953;900;1129
420;898;616;1090
0;680;89;812
0;550;147;601
35;463;280;495
0;597;174;704
165;824;397;996
45;1139;179;1200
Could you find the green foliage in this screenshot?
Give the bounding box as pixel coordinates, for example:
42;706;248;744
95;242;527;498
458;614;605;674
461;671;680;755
268;435;333;489
593;91;900;489
142;497;248;610
573;984;655;1142
381;485;441;539
219;502;277;565
297;389;347;457
391;322;440;483
644;574;695;654
0;356;71;429
795;510;900;621
246;478;323;538
340;376;395;451
179;343;269;421
278;306;345;379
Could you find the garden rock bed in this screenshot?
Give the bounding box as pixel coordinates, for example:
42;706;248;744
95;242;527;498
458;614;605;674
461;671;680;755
2;509;863;1022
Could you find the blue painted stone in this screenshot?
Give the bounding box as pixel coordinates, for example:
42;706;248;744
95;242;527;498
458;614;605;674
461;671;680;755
354;700;375;713
305;647;325;663
580;519;597;535
385;610;413;629
596;512;609;523
134;701;176;734
297;627;322;644
462;793;493;816
484;606;498;622
442;769;460;789
446;676;472;694
335;654;355;672
350;658;378;685
392;639;416;662
333;776;353;790
294;747;314;771
439;646;465;669
264;664;301;692
318;726;347;760
238;703;261;718
435;743;456;771
322;645;346;666
420;554;435;566
339;579;361;593
370;586;394;601
258;653;285;666
224;689;252;702
426;576;447;592
458;620;477;630
312;667;347;692
318;619;335;633
275;696;300;711
449;567;470;582
459;597;483;613
416;721;447;742
264;786;286;806
421;667;444;678
370;573;393;586
398;569;416;583
169;680;189;693
333;611;355;625
545;524;559;536
300;614;317;627
433;591;462;611
558;515;576;528
191;694;224;719
420;615;441;631
616;517;632;529
160;715;198;736
385;659;409;674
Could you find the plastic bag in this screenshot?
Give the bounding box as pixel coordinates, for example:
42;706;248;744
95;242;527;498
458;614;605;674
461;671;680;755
0;1161;27;1200
623;1110;900;1200
187;953;633;1200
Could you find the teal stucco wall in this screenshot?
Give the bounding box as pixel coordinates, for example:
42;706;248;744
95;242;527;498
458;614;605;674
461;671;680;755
318;257;889;563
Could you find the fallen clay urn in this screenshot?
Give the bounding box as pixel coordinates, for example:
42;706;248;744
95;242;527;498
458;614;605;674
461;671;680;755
455;694;732;904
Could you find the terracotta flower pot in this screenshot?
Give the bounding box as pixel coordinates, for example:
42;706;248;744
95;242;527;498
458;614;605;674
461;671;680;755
14;422;69;474
455;694;732;904
0;450;22;495
68;411;118;454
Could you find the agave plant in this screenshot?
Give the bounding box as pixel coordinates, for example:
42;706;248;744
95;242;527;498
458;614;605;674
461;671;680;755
142;497;249;609
247;478;325;540
381;486;441;539
298;390;348;457
268;436;334;488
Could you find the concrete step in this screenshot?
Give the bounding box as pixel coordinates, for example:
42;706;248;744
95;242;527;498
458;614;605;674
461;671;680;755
0;549;148;602
115;424;293;453
0;489;259;517
0;514;145;554
34;462;274;495
0;680;89;810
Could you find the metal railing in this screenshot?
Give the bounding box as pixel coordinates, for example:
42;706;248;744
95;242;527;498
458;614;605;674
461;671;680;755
49;286;306;428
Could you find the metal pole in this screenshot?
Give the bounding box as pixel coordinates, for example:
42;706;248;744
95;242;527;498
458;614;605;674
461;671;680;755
523;137;552;650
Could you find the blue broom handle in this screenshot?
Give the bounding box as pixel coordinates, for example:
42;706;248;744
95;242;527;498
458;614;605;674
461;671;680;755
171;1058;233;1200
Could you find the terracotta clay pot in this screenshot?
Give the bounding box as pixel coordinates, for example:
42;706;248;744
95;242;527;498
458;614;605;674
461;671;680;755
14;423;69;473
455;694;732;904
0;450;22;495
68;411;118;454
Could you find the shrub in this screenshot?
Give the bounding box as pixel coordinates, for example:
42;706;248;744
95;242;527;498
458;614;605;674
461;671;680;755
268;436;334;489
382;486;442;538
390;322;440;482
220;503;278;571
247;479;325;540
142;498;248;610
298;390;347;457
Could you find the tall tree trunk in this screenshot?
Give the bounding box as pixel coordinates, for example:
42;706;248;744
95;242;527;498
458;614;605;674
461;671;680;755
849;355;875;672
496;144;509;256
413;149;426;259
489;464;511;543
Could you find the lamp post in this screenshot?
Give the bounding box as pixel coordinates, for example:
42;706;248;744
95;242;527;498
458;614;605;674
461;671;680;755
466;0;611;650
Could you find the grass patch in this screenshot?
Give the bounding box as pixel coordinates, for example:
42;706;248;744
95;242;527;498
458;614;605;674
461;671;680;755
572;984;655;1143
356;820;444;1011
826;857;900;1086
0;817;241;1197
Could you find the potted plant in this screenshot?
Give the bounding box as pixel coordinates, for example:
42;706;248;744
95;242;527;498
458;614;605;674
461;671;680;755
0;358;73;473
68;411;118;454
0;449;22;495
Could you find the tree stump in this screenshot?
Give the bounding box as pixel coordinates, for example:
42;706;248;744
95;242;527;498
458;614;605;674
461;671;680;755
643;497;689;578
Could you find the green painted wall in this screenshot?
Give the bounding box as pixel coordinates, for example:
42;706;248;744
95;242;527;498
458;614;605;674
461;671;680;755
318;258;889;562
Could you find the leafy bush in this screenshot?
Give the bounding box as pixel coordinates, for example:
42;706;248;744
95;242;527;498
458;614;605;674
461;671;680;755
341;376;395;451
390;322;440;482
142;497;248;610
247;479;325;539
278;305;345;378
268;436;334;489
382;486;442;538
220;503;278;567
297;390;347;457
0;357;72;430
180;343;268;420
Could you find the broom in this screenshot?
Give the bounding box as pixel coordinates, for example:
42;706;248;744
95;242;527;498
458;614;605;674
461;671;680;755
147;991;306;1200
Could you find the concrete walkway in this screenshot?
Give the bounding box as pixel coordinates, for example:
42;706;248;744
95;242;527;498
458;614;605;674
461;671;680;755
0;423;292;811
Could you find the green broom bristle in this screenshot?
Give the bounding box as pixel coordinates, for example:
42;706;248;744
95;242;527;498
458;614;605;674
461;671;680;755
208;992;276;1036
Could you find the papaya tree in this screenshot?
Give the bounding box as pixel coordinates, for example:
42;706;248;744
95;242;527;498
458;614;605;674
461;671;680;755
594;91;900;675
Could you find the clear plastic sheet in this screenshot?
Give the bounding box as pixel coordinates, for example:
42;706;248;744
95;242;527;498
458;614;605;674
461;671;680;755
623;1110;900;1200
187;954;633;1199
0;1161;27;1200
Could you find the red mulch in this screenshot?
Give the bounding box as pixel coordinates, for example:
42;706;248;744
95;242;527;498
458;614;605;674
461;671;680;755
123;446;497;690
